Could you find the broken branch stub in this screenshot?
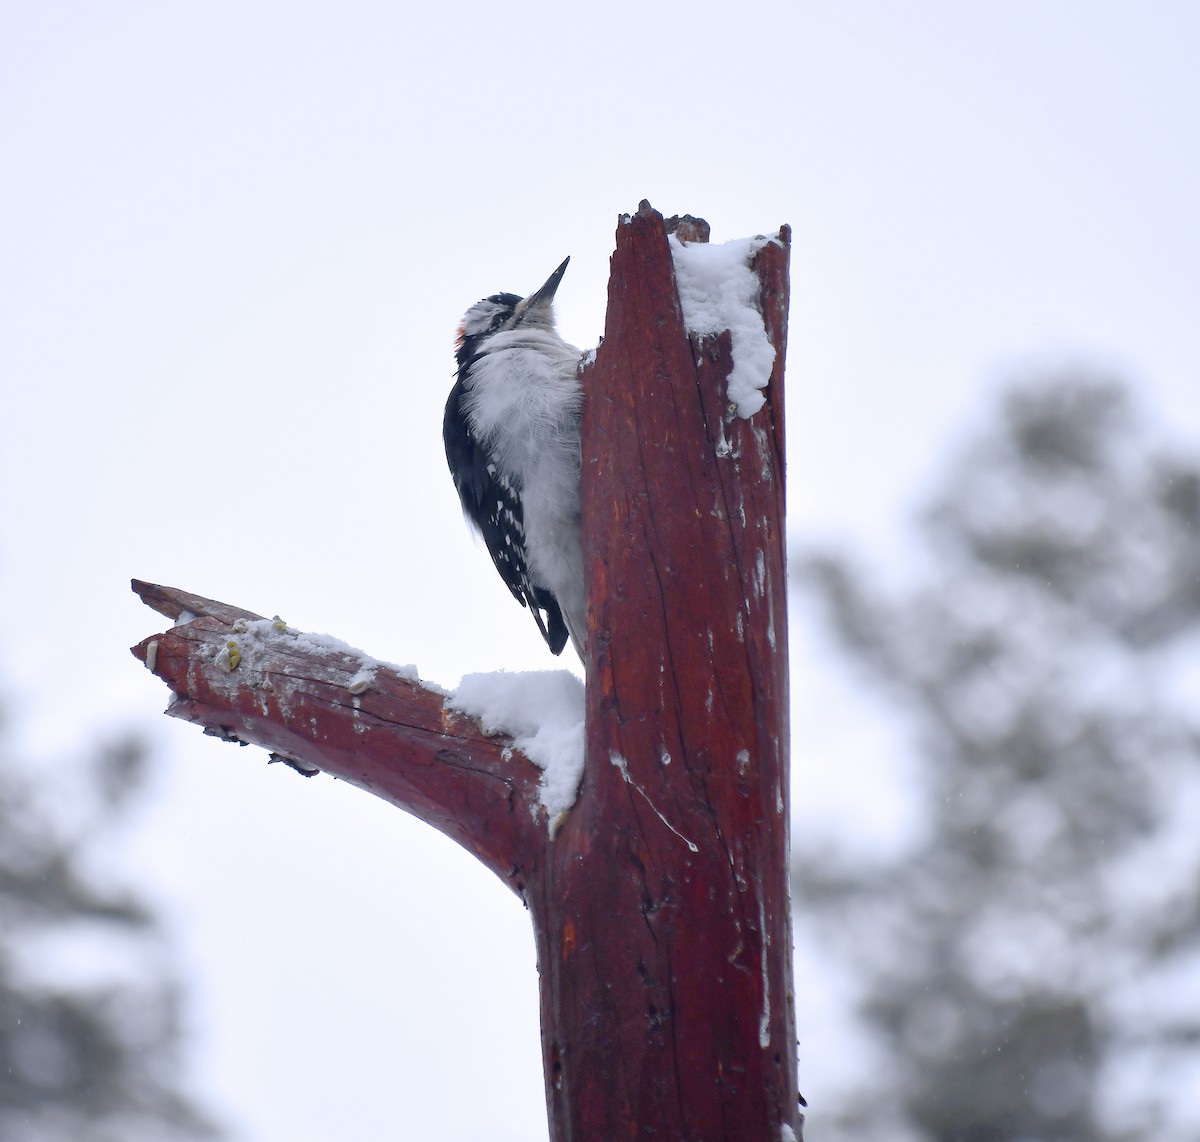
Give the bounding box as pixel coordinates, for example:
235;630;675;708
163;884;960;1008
129;580;549;896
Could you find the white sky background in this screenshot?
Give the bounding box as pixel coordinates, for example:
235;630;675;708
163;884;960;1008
2;2;1198;1139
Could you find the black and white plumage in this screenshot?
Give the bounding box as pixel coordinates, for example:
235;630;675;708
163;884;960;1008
443;257;586;659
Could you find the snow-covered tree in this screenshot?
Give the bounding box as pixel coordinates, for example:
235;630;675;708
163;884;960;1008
0;711;221;1142
794;373;1200;1140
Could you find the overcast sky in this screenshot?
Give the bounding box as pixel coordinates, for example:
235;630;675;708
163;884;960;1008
3;3;1198;1139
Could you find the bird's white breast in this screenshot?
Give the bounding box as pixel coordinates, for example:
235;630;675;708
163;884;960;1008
463;328;583;481
463;328;586;637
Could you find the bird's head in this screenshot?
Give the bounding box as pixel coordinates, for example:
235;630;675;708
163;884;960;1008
454;257;570;366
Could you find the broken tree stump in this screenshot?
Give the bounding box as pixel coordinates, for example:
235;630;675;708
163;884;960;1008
132;201;799;1141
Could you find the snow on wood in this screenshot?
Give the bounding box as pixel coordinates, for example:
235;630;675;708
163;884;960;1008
670;231;782;418
449;670;585;829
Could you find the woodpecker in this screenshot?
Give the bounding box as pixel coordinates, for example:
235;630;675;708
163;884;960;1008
443;257;586;659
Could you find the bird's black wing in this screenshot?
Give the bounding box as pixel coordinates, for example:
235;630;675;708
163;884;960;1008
443;379;569;655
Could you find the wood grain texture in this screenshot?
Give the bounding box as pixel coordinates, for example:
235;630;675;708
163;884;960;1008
530;202;799;1141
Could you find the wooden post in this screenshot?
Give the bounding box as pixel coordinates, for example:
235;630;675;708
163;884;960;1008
131;202;798;1140
532;202;796;1139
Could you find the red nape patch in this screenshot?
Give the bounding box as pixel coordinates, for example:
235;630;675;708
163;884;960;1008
454;320;466;351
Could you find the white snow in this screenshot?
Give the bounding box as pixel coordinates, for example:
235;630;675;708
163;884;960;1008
291;626;421;684
448;670;586;830
758;891;772;1048
347;666;377;695
203;616;425;726
669;232;779;419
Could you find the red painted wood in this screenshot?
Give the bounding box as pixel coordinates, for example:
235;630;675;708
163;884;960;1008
529;203;799;1141
130;581;547;892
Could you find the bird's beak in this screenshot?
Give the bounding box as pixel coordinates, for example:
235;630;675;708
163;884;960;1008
521;257;570;316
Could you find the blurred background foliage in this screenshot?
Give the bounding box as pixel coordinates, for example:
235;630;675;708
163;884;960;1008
0;723;221;1141
792;371;1200;1141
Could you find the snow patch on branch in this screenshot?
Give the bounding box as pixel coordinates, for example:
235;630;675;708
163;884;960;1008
290;627;421;686
449;670;585;831
204;616;423;724
669;232;778;419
